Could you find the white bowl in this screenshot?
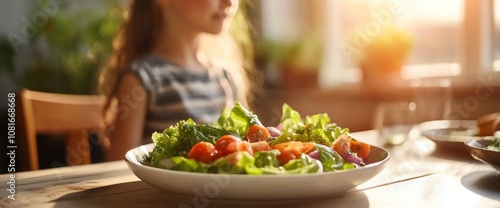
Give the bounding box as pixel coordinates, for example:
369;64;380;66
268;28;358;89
125;143;390;201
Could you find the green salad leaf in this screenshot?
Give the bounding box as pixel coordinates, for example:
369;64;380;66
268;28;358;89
245;152;321;175
158;156;208;173
217;102;263;136
283;153;321;174
270;104;349;146
315;144;344;171
254;150;281;168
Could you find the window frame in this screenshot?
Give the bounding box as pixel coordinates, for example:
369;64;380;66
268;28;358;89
459;0;497;83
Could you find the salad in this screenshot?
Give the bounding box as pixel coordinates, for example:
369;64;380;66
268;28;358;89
148;103;371;175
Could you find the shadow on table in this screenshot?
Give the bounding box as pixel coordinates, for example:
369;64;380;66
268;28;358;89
461;170;500;201
429;143;478;163
52;181;186;207
52;181;369;208
291;189;369;208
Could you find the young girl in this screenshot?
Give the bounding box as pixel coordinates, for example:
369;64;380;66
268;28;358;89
98;0;258;161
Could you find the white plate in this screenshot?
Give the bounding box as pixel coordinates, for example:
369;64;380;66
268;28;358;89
125;143;390;201
420;120;495;150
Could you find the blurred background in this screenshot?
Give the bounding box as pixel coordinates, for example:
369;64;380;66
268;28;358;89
1;0;500;171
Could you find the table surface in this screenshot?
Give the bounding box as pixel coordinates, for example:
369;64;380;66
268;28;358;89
1;130;499;208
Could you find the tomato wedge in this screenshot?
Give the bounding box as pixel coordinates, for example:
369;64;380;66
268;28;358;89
250;141;271;153
349;139;371;160
332;135;350;156
332;134;366;165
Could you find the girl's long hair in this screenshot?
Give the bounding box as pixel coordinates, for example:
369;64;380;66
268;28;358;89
98;1;162;113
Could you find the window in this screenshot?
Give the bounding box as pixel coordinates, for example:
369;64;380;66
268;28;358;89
260;0;500;88
328;0;465;84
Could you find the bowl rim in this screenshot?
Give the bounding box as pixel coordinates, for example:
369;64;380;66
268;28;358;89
464;138;500;154
124;143;391;178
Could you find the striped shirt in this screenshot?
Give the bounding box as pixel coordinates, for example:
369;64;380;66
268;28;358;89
128;54;238;143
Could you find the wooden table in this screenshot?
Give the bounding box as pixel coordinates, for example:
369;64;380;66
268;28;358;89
1;130;499;208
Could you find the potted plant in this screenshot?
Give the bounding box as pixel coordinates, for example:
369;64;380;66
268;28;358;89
351;26;413;86
260;32;323;89
1;1;123;94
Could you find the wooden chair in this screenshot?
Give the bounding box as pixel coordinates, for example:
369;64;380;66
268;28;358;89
18;89;106;171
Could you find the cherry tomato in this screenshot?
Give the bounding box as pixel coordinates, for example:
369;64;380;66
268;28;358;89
276;149;299;165
250;141;271;153
246;125;270;142
349;139;371;160
188;142;219;164
215;135;242;157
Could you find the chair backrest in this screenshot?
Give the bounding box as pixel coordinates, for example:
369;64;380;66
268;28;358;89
19;89;106;170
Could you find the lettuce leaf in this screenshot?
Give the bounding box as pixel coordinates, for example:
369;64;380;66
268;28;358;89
254;150;280;168
158;157;208;173
283;153;322;174
315;144;344;171
270;104;349;146
150;120;191;167
217;102;263;136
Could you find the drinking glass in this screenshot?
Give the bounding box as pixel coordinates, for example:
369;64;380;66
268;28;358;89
410;78;452;122
375;102;417;146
